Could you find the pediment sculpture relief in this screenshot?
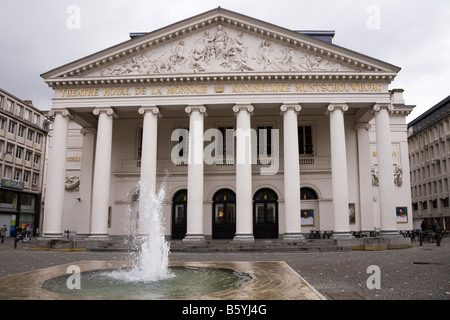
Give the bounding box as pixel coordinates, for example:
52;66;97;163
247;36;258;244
99;25;345;76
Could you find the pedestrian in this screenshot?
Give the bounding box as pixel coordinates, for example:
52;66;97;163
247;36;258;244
420;219;426;232
0;225;7;243
432;219;439;233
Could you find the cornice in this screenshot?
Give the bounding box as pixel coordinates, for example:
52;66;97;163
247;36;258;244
44;72;397;88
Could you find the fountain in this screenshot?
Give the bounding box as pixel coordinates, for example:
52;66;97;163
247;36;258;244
40;181;252;299
118;180;172;282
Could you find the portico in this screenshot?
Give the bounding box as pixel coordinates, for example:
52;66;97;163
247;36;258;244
40;8;414;242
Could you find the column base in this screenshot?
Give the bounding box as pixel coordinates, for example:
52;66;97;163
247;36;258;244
283;232;305;242
42;233;64;238
233;234;255;242
376;230;402;238
183;234;205;242
332;231;354;239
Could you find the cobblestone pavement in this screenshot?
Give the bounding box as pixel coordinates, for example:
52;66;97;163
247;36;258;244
0;238;449;300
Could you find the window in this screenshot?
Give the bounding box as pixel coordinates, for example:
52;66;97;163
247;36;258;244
257;126;272;157
33;113;40;125
4;166;12;179
27;129;34;141
18;125;25;138
13;168;21;181
8;120;16;134
0;117;6;130
33;154;40;165
32;172;39;185
0;189;18;209
422;201;428;210
301;187;318;200
15;105;23;117
298;125;313;155
6;143;14;156
172;127;189;165
4;99;13;112
23;170;30;183
24;109;31;122
20;194;36;211
217;126;234;164
15;146;23;159
35;133;42;144
432;199;438;209
25;150;32;162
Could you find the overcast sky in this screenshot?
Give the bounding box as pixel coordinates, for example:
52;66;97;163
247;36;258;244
1;0;449;122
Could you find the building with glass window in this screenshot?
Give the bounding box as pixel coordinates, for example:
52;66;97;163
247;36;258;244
0;88;49;237
40;8;414;242
408;95;450;231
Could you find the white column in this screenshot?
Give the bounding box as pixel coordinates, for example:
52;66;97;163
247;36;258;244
137;106;160;234
374;104;399;237
138;106;160;193
43;109;72;238
76;127;96;237
280;104;304;241
328;104;352;238
90;107;116;238
183;105;206;241
233;104;254;242
355;123;375;232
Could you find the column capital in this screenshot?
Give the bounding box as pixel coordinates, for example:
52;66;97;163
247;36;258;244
233;104;254;114
93;107;117;118
48;108;74;120
185;105;207;115
280;103;301;113
327;103;348;112
373;103;394;112
138;105;161;117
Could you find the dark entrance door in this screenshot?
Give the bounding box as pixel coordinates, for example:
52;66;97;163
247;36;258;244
253;188;278;239
172;189;187;239
212;189;236;239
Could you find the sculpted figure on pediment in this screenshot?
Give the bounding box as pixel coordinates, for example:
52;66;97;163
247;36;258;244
98;25;343;76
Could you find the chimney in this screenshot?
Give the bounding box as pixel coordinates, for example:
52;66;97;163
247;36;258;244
24;100;33;106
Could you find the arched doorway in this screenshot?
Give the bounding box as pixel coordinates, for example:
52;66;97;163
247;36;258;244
172;189;187;239
253;188;278;239
212;189;236;239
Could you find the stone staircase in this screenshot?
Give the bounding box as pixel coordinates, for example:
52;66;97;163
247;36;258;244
27;237;348;253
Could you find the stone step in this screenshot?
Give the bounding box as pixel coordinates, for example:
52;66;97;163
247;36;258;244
28;236;412;252
28;238;346;252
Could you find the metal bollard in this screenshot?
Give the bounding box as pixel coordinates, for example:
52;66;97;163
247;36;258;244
419;233;422;246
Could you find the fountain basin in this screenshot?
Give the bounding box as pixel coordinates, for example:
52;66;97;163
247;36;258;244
0;261;325;300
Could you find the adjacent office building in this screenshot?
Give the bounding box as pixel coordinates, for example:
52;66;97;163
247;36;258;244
0;88;49;237
408;95;450;230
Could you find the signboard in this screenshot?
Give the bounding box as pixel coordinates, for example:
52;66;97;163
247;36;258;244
1;179;24;190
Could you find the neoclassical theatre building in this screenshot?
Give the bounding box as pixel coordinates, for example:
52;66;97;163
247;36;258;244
41;8;414;241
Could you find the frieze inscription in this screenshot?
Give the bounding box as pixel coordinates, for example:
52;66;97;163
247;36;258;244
58;82;385;98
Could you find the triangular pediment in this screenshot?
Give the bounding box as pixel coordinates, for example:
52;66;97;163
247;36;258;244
42;8;400;84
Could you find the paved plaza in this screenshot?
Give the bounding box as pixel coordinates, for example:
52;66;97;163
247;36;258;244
0;237;449;300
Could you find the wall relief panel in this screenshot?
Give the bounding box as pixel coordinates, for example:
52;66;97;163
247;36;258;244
95;25;352;77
